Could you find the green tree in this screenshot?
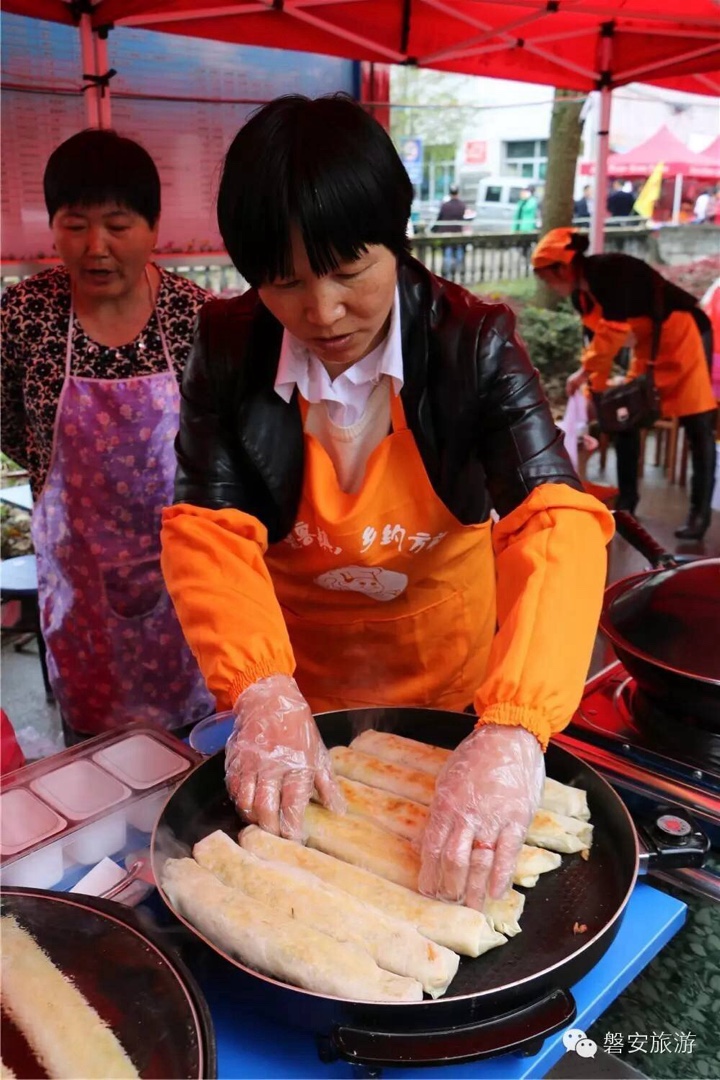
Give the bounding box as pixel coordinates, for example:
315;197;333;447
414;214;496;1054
389;68;476;147
536;89;586;309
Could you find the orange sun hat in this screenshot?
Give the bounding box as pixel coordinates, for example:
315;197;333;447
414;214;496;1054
531;227;584;270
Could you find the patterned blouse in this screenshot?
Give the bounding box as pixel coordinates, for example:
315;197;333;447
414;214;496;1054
1;266;208;496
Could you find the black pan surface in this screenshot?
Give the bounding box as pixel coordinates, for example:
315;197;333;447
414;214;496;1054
152;708;638;1022
0;888;216;1079
601;565;720;726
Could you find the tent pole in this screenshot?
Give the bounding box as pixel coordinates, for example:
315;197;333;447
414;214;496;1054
672;173;683;224
95;31;113;129
79;14;100;128
590;23;614;255
590;84;611;253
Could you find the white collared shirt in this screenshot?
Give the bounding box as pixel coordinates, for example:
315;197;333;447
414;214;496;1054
274;289;403;428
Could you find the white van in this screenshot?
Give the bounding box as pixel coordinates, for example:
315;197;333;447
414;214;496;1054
474;178;541;231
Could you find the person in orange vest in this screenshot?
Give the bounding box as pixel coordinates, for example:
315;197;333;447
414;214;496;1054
160;95;613;912
532;229;716;540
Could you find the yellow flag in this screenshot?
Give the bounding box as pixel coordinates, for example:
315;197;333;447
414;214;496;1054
633;162;664;218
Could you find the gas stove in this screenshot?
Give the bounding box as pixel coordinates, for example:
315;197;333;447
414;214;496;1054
554;660;720;902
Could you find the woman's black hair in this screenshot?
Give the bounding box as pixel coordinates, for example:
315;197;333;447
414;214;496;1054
567;232;590;256
44;129;161;227
217;94;414;287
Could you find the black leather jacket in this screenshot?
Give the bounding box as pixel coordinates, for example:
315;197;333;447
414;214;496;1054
174;256;581;542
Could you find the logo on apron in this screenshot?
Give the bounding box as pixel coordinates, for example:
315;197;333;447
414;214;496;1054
314;565;408;602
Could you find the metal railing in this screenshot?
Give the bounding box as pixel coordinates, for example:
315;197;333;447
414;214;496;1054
0;226;662;293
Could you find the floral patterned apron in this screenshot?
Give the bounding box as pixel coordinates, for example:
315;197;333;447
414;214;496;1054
31;289;214;735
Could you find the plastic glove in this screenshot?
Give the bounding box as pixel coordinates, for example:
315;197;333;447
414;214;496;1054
418;724;544;911
225;673;345;841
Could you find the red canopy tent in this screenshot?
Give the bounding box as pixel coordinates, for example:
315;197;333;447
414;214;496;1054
4;0;720;250
581;124;720;179
695;134;720;168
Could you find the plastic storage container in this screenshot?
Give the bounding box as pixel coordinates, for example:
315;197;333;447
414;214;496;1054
0;789;66;856
93;733;190;790
31;760;131;821
0;725;199;898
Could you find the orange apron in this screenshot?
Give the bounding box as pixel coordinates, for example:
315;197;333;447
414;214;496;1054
627;312;716;418
264;388;496;713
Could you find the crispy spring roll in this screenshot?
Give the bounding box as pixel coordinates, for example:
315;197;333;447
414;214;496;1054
162;857;423;1002
239;825;507;957
348;731;590;821
304;804;560;891
337;777;592;854
193;830;459;998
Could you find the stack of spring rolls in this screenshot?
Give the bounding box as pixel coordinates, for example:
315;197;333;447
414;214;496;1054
162;731;593;1003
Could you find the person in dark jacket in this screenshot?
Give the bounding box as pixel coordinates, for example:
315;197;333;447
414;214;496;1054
432;184;467;277
573;185;592;222
606;179;636;218
160;94;612;912
533;229;717;539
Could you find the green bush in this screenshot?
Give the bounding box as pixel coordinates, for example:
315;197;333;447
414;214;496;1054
515;304;584;413
516;304;583;380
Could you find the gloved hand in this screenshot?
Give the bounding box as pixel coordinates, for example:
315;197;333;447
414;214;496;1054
418;724;544;911
225;673;345;841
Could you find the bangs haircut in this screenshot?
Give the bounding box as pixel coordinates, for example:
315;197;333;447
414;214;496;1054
217;94;414;287
44;129;161;227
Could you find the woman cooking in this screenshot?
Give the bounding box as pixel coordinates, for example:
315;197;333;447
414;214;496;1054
160;94;614;911
1;129;214;742
532;228;717;540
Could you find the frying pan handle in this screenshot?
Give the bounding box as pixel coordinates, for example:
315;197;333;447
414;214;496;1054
320;988;576;1068
613;510;677;569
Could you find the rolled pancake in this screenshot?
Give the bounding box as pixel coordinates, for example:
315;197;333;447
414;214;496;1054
304;804;560;891
0;916;139;1079
541;778;591;822
526;810;593;854
349;732;590;821
193;830;459;998
514;845;562;888
240;826;506;957
338;776;428;843
330;747;435;805
484;889;526;937
338;777;593;855
162;857;423;1002
352;730;450;775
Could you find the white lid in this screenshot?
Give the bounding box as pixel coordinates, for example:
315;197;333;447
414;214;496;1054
92;734;190;790
30;759;131;820
0;788;67;856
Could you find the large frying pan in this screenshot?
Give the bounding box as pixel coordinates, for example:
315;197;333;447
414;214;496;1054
151;707;706;1069
601;511;720;727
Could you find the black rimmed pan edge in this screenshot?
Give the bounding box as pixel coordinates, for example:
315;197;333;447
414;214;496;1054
602;511;720;726
152;707;643;1068
0;886;217;1079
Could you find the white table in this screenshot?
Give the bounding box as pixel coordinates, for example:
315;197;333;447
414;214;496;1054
0;483;32;512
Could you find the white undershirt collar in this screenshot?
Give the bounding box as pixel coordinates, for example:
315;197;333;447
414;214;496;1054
274;288;403;428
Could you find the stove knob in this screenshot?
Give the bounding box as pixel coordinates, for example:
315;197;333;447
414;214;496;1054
655;813;693;840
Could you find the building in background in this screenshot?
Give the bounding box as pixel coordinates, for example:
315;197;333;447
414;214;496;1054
389;69;718;226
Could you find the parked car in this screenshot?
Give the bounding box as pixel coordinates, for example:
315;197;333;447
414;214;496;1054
474;177;542;232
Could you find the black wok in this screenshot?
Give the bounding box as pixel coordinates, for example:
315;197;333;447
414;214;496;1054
601;511;720;727
151;707;706;1069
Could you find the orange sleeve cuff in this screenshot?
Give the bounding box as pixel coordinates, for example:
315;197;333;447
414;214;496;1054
474;483;614;749
160;503;295;711
583;318;631;392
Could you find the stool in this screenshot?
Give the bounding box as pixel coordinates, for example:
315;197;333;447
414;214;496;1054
0;555;54;703
649;417;681;482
